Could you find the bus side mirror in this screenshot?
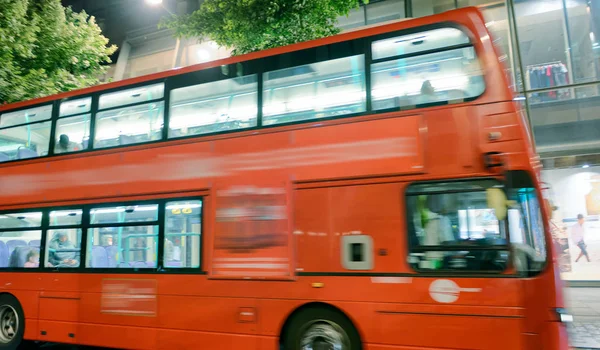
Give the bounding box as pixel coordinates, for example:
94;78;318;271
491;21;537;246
487;188;508;221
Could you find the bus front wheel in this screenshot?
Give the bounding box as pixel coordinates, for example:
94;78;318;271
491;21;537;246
282;306;362;350
0;294;24;350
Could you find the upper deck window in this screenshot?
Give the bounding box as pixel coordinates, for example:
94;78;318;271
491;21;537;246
371;27;470;61
0;105;52;162
169;75;258;138
262;55;366;125
55;97;92;155
0;105;52;128
94;83;165;149
370;26;485;111
99;83;164;110
59;97;91;117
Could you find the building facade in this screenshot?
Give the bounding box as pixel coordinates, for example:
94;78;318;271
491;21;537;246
104;0;600;282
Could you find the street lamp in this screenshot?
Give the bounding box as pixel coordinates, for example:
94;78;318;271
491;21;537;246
145;0;163;6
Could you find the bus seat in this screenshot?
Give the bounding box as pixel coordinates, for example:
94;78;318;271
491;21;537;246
91;246;108;268
165;261;182;267
9;246;38;268
82;139;89;149
28;240;40;247
7;240;28;257
0;242;9;268
0;152;9;162
119;134;136;146
105;245;119;267
17;148;38;160
130;261;147;268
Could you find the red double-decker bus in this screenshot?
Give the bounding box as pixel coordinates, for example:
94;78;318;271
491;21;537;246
0;7;569;349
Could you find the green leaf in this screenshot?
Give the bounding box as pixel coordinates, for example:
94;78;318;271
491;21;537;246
0;0;117;104
161;0;366;56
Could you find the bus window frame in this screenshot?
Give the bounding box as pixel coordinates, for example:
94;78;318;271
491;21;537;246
0;196;205;275
0;101;55;161
92;79;167;151
368;22;486;114
0;21;487;165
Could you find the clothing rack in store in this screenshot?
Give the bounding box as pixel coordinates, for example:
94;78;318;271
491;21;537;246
526;61;563;70
526;61;570;100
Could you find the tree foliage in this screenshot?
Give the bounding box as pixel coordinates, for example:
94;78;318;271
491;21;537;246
161;0;368;56
0;0;117;104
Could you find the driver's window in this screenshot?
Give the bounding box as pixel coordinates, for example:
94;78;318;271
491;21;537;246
406;179;510;273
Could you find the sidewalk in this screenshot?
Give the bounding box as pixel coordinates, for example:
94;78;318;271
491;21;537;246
566;287;600;349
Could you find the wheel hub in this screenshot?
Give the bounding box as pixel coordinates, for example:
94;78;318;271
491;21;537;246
300;321;349;350
0;305;17;344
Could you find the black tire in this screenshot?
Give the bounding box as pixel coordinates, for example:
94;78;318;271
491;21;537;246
0;294;24;350
282;306;361;350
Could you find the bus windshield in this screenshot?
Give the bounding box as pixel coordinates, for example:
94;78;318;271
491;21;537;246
406;174;547;274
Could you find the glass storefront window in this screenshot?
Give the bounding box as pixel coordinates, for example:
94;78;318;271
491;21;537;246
412;0;455;17
566;0;600;85
366;0;405;24
514;0;571;90
528;81;600;156
338;7;366;30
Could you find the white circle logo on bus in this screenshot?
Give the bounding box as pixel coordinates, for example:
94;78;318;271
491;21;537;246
429;279;483;303
429;279;460;303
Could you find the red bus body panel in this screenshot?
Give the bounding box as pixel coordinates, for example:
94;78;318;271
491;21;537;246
0;7;567;350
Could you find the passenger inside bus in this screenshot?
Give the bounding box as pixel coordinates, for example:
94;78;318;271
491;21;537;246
102;234;114;246
416;80;437;105
54;134;81;154
48;231;79;267
8;246;40;268
423;194;457;246
24;250;39;268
